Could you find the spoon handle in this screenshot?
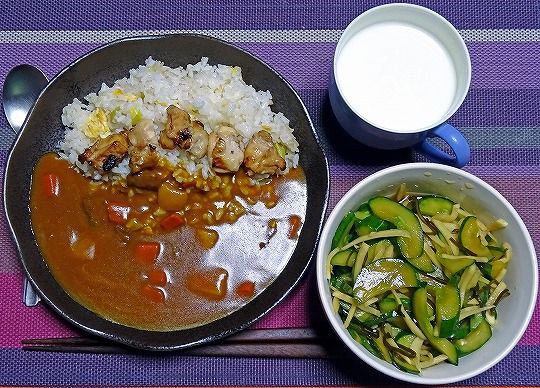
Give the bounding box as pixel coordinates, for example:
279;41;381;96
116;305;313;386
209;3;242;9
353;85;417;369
23;277;41;306
3;64;48;307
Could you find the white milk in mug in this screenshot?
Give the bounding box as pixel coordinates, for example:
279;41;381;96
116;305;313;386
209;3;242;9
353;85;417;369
336;21;457;133
329;4;471;167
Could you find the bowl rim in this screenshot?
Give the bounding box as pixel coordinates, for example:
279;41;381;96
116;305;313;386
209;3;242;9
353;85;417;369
316;162;538;384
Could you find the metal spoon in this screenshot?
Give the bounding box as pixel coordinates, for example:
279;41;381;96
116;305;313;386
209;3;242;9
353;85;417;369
2;64;48;306
3;64;48;132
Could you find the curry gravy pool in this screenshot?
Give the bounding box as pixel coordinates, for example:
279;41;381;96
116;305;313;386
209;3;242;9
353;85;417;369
31;153;306;331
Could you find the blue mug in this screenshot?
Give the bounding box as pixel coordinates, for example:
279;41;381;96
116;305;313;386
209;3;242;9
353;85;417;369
329;4;471;168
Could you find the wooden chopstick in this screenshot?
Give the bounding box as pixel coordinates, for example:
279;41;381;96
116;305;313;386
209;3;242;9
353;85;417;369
22;328;335;358
22;328;318;345
221;328;320;343
21;341;126;354
180;343;331;358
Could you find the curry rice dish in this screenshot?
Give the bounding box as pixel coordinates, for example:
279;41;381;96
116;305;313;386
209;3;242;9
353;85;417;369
30;58;305;331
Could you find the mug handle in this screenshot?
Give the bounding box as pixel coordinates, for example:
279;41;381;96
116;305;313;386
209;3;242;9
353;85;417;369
414;123;470;168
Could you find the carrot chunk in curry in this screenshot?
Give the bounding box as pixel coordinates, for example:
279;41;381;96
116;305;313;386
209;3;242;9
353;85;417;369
160;213;185;230
107;202;130;225
42;173;60;197
236;281;256;298
288;214;303;239
147;269;168;287
134;242;161;265
142;284;166;304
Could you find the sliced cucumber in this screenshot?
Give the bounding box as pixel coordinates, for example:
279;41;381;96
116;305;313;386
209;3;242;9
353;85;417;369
395;333;417;354
388;316;409;331
330;249;355;266
355;214;392;237
487;245;506;260
454;318;492;356
353;258;420;303
449;320;470;340
378;297;412;314
421;267;447;290
419;196;454;216
363;310;399;327
369;197;424;259
379;297;398;314
394;355;420;374
469;313;484;330
405;252;435;273
348;328;381;358
386;325;402;338
339;301;375;323
331;211;356;250
459;216;492;257
489;259;507;280
479;260;507;280
354;203;372;221
412;287;458;365
435;284;461;338
394;333;420;374
438;255;475;276
394;330;414;342
365;239;393;265
355;310;375;323
330;273;353;295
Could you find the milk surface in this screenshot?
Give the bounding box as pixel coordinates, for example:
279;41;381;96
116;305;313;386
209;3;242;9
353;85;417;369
337;22;457;132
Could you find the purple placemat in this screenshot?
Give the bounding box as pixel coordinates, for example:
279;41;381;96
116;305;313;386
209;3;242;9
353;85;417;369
1;0;539;386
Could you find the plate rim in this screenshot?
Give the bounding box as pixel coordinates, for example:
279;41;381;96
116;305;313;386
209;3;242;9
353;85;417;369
3;33;329;350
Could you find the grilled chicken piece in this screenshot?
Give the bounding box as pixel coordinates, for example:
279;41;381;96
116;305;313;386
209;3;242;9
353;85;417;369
189;120;209;159
159;105;209;159
244;131;286;175
159;105;192;150
127;119;160;174
128;119;156;148
126;167;171;191
78;132;129;172
129;145;159;173
207;125;244;173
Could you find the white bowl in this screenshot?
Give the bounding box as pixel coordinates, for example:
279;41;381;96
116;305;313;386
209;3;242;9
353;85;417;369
316;163;538;385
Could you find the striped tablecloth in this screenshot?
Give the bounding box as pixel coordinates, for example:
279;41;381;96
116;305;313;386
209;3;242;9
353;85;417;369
1;0;539;386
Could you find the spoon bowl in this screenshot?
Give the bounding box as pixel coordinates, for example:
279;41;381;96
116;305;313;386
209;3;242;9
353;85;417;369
3;64;48;133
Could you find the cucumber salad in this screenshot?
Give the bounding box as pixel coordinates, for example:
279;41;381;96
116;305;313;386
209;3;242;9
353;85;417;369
326;184;511;373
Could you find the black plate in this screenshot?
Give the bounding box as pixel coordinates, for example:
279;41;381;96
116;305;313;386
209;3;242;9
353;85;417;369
3;34;329;351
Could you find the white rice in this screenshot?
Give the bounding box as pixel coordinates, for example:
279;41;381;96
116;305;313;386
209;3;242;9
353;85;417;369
60;57;300;180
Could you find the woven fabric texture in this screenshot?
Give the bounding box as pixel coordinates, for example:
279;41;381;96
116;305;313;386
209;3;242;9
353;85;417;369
0;0;539;386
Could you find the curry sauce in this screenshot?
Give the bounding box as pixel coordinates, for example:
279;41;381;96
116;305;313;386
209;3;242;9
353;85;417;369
30;153;306;331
